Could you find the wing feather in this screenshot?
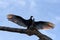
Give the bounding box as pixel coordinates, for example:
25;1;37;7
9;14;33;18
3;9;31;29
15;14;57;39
35;21;54;30
7;14;28;27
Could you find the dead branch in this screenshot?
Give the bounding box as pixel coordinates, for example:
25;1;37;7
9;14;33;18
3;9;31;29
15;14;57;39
0;26;52;40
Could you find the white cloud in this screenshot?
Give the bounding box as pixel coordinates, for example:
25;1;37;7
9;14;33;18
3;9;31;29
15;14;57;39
30;1;36;9
15;0;26;7
0;1;9;8
45;0;59;3
0;0;26;8
46;16;60;24
55;17;60;21
29;0;38;14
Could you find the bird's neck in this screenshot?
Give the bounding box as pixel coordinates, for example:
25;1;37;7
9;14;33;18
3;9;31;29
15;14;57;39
29;16;35;24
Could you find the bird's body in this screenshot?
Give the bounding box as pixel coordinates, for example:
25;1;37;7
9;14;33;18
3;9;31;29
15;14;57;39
7;14;54;30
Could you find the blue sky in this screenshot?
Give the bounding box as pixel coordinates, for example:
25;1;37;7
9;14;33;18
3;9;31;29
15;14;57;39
0;0;60;40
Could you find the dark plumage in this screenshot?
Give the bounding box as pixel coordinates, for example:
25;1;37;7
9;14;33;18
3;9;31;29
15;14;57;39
7;14;54;30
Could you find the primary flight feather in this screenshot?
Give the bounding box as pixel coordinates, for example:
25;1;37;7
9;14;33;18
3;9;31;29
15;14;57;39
7;14;54;30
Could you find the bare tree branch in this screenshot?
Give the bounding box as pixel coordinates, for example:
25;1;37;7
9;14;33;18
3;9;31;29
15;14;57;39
0;26;52;40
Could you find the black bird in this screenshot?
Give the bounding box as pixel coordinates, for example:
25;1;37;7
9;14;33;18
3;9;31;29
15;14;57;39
7;14;54;30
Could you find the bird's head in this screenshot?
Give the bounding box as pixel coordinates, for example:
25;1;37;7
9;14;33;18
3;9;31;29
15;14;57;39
30;16;33;20
30;16;33;19
30;16;35;21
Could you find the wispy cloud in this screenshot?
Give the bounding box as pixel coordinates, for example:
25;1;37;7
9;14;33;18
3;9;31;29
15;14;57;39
30;0;36;9
28;0;39;15
0;1;9;8
16;0;26;7
55;16;60;21
45;0;59;3
0;0;26;9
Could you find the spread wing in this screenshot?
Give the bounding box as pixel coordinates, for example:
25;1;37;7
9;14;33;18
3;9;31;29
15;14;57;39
7;14;28;27
35;21;54;30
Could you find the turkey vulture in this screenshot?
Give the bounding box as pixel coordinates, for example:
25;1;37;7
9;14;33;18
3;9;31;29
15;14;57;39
7;14;54;30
